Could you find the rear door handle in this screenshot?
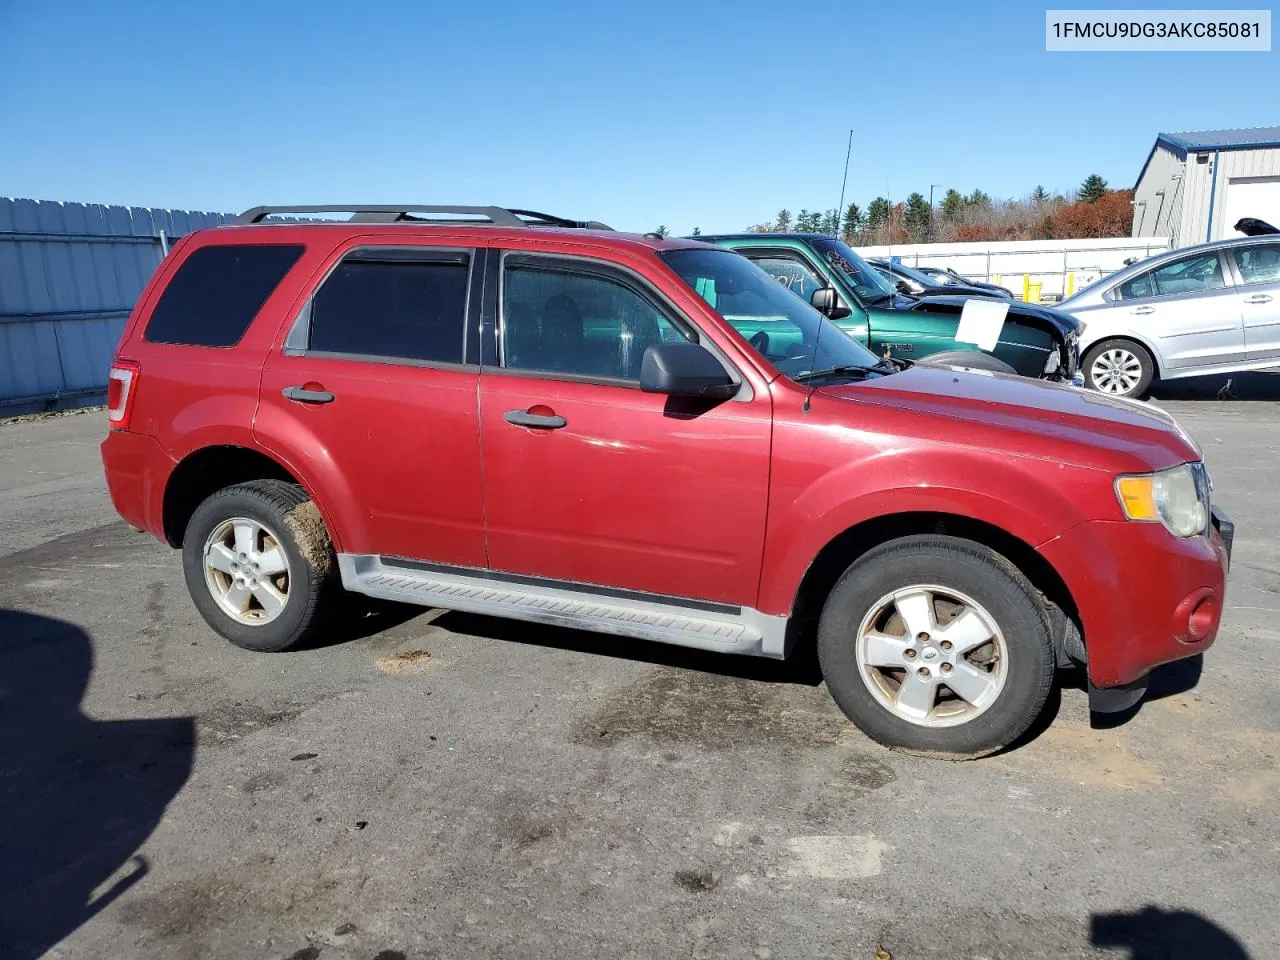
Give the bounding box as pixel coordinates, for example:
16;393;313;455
504;409;567;429
282;385;335;404
1131;306;1156;315
1245;294;1274;304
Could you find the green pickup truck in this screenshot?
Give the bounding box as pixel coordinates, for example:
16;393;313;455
697;233;1082;383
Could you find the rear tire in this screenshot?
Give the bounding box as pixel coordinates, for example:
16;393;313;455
817;536;1054;759
1083;339;1154;398
182;480;340;652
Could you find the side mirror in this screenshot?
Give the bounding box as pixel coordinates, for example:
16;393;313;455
896;280;915;295
810;286;852;321
640;342;736;399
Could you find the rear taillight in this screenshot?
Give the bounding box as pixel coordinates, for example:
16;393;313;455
106;361;140;430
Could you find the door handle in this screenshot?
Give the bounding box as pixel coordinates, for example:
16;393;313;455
504;409;567;430
1131;306;1156;315
282;385;335;404
1245;294;1274;304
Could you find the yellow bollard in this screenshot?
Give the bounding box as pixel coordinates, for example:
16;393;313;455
1066;273;1075;297
1027;281;1043;304
1022;275;1030;301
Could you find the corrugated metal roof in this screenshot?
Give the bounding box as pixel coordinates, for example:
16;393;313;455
1160;127;1280;151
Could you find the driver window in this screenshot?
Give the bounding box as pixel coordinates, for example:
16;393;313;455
750;255;826;302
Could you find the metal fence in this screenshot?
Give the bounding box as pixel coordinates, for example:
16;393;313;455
0;198;234;411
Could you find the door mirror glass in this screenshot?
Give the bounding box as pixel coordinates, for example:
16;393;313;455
896;280;914;295
639;342;735;398
809;286;852;320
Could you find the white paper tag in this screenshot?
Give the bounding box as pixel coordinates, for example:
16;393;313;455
954;298;1009;352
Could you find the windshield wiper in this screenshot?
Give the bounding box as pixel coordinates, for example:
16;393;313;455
792;363;886;383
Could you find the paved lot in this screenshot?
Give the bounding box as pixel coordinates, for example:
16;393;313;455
2;381;1278;960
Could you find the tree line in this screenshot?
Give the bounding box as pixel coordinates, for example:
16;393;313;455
710;174;1132;244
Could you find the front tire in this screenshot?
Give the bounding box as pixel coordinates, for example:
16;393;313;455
182;480;340;652
1083;339;1154;398
817;536;1054;759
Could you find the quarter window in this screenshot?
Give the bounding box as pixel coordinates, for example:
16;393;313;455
308;255;469;363
1234;245;1280;286
502;265;689;380
145;244;304;347
1117;252;1225;300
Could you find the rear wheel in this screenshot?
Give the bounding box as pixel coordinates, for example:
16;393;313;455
817;536;1055;758
182;480;340;652
1083;339;1154;398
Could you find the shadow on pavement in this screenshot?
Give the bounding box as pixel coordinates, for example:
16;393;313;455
433;610;824;686
0;609;195;959
1149;370;1280;402
1092;906;1251;958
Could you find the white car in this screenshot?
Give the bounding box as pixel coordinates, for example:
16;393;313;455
1059;235;1280;397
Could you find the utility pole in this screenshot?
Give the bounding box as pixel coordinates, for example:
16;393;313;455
929;184;942;240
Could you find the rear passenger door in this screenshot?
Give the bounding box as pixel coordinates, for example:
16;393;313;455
476;251;772;605
255;242;486;565
1227;243;1280;360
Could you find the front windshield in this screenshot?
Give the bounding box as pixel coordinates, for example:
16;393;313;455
809;238;897;301
661;248;884;381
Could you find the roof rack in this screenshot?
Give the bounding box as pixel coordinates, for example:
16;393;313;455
235;205;612;230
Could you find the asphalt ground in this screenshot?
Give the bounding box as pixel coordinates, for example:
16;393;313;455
1;373;1277;960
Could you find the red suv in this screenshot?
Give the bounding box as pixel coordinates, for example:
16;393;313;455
101;204;1233;758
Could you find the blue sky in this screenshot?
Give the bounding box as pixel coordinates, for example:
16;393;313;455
1;0;1275;233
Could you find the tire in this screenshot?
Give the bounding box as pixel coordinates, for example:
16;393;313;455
919;350;1018;375
182;480;340;652
817;535;1054;759
1082;339;1154;398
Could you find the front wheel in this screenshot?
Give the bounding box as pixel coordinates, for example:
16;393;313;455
817;536;1055;758
182;480;341;652
1083;339;1154;398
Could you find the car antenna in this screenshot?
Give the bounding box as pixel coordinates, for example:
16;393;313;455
803;306;824;414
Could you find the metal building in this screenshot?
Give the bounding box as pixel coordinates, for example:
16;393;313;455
1131;126;1280;247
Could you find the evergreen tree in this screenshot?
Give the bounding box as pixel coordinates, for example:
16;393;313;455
842;202;863;239
966;189;992;209
941;189;964;220
775;209;792;231
1031;185;1049;203
866;197;891;229
1078;174;1108;203
903;192;932;241
653;225;669;238
691;226;701;236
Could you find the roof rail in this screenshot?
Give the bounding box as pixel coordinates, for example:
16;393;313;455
235;205;612;230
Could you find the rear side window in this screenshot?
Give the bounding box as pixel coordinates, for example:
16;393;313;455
145;244;304;347
308;256;469;364
1117;252;1225;300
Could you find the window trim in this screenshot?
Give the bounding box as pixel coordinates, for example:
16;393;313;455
144;242;306;349
491;250;750;398
283;245;478;369
1109;251;1233;303
1228;243;1280;287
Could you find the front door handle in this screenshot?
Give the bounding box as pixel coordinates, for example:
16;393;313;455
282;385;335;404
1245;294;1274;304
1131;306;1156;315
504;409;567;430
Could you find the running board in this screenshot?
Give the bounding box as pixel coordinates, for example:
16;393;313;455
338;554;789;659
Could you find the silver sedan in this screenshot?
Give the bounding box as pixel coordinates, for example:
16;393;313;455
1058;235;1280;397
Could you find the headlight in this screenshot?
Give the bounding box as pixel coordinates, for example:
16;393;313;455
1043;349;1061;374
1115;463;1210;538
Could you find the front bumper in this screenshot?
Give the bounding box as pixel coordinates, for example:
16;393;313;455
1039;509;1230;697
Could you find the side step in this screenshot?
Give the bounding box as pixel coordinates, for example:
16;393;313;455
338;554;789;658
